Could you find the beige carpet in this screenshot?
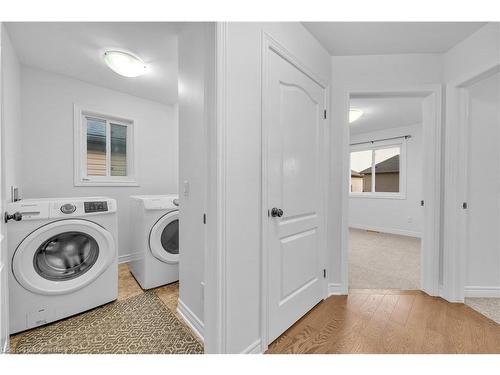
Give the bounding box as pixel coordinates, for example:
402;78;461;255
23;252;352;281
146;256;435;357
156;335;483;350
465;298;500;325
349;228;421;289
14;291;203;354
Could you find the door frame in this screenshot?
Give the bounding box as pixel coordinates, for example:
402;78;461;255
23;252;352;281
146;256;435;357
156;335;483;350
442;62;500;302
340;84;443;297
0;22;8;354
260;32;329;352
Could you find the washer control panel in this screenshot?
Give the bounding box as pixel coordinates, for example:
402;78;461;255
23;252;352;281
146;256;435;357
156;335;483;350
84;201;108;213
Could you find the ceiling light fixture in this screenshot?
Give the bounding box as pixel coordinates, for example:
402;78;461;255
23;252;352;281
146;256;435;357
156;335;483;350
103;50;148;78
349;108;363;123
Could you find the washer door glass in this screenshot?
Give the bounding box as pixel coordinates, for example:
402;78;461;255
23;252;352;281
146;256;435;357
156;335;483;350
12;219;116;296
34;231;99;281
160;219;179;255
149;210;179;264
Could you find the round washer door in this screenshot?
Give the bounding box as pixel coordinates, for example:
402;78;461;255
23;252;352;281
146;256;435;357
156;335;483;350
149;210;179;264
12;219;116;296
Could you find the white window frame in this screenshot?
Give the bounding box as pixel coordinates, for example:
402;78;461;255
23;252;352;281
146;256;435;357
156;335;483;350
74;104;138;186
349;137;407;199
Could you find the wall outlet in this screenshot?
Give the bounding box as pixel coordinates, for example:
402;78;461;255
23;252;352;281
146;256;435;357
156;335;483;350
183;180;190;197
407;216;413;223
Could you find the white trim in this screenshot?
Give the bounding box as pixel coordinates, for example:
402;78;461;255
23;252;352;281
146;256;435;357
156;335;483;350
327;283;345;296
73;104;138;187
464;286;500;298
241;339;263;354
349;225;421;238
340;85;443;299
442;62;500;303
177;298;205;343
203;22;226;354
260;32;329;351
118;253;141;264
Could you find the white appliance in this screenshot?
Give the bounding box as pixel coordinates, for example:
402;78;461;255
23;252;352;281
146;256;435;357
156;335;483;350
128;195;179;289
6;197;118;334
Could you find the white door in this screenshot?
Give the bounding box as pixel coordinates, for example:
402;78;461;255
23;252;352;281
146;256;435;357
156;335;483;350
266;48;326;343
0;29;8;353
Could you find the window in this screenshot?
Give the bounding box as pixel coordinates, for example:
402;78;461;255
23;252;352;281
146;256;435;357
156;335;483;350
350;139;406;198
74;106;137;186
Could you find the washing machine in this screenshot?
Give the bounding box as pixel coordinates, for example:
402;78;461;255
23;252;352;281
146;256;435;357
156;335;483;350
128;195;179;289
6;197;118;334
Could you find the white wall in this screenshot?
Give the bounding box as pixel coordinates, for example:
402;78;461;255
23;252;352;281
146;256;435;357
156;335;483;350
330;54;443;287
221;22;330;353
1;25;22;201
177;23;212;334
20;66;178;260
349;123;423;237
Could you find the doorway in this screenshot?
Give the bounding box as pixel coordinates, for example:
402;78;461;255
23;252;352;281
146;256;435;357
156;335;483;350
348;96;424;290
461;70;500;323
341;87;442;296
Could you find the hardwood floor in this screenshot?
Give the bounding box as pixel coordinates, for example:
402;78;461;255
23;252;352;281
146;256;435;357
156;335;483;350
266;289;500;354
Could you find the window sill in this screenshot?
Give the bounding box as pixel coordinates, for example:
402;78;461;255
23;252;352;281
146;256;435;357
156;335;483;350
75;179;139;187
349;193;406;200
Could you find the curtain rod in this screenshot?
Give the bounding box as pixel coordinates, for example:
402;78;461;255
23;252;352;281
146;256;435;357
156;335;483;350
350;134;411;147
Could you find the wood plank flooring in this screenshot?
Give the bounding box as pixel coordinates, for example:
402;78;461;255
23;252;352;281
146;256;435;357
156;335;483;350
266;289;500;354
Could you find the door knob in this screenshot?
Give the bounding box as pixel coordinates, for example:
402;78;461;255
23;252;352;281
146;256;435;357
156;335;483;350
270;208;284;218
5;211;22;223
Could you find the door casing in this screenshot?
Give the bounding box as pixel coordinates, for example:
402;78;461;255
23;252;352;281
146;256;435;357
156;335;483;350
339;85;443;298
260;32;329;352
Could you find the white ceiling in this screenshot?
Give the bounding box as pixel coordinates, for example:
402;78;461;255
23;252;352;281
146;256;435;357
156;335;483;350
349;97;423;135
302;22;486;55
6;22;182;105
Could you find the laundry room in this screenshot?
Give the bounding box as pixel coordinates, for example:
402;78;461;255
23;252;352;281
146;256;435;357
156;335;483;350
1;22;210;353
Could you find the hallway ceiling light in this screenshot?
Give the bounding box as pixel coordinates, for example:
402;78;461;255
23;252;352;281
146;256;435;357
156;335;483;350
349;108;364;123
103;50;148;78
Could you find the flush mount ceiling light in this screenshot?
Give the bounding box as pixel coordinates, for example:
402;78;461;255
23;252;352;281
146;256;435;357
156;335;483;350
103;50;148;78
349;108;364;123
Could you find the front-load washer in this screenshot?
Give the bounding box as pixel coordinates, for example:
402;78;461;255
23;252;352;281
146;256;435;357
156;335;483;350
6;197;118;334
128;195;179;289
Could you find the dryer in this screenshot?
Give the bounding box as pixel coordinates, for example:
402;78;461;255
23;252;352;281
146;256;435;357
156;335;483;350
128;195;179;289
6;197;118;334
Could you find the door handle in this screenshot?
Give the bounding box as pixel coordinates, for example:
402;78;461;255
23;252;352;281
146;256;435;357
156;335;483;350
5;211;22;223
270;208;284;218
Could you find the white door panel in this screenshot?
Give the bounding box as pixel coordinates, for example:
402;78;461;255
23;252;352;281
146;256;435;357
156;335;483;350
267;49;325;343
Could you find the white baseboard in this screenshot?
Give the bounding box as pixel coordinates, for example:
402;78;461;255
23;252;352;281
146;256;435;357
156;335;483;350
464;286;500;298
328;283;346;296
118;253;141;264
177;299;205;343
241;339;262;354
350;224;421;238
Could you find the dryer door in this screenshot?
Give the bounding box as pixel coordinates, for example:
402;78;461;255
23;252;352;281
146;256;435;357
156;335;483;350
12;219;116;295
149;210;179;264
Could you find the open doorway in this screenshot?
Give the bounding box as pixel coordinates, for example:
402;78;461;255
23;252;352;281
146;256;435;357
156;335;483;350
0;22;210;354
461;70;500;324
348;96;423;290
342;87;442;296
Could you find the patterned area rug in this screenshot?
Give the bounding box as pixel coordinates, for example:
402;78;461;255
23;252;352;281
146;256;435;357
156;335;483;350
14;291;203;354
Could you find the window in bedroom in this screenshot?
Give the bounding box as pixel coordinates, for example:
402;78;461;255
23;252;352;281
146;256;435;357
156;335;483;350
350;140;405;198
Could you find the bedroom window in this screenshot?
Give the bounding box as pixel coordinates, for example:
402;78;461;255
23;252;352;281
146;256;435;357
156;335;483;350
350;139;406;198
74;106;137;186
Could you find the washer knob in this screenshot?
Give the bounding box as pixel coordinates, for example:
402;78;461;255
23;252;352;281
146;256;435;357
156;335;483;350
61;203;77;214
